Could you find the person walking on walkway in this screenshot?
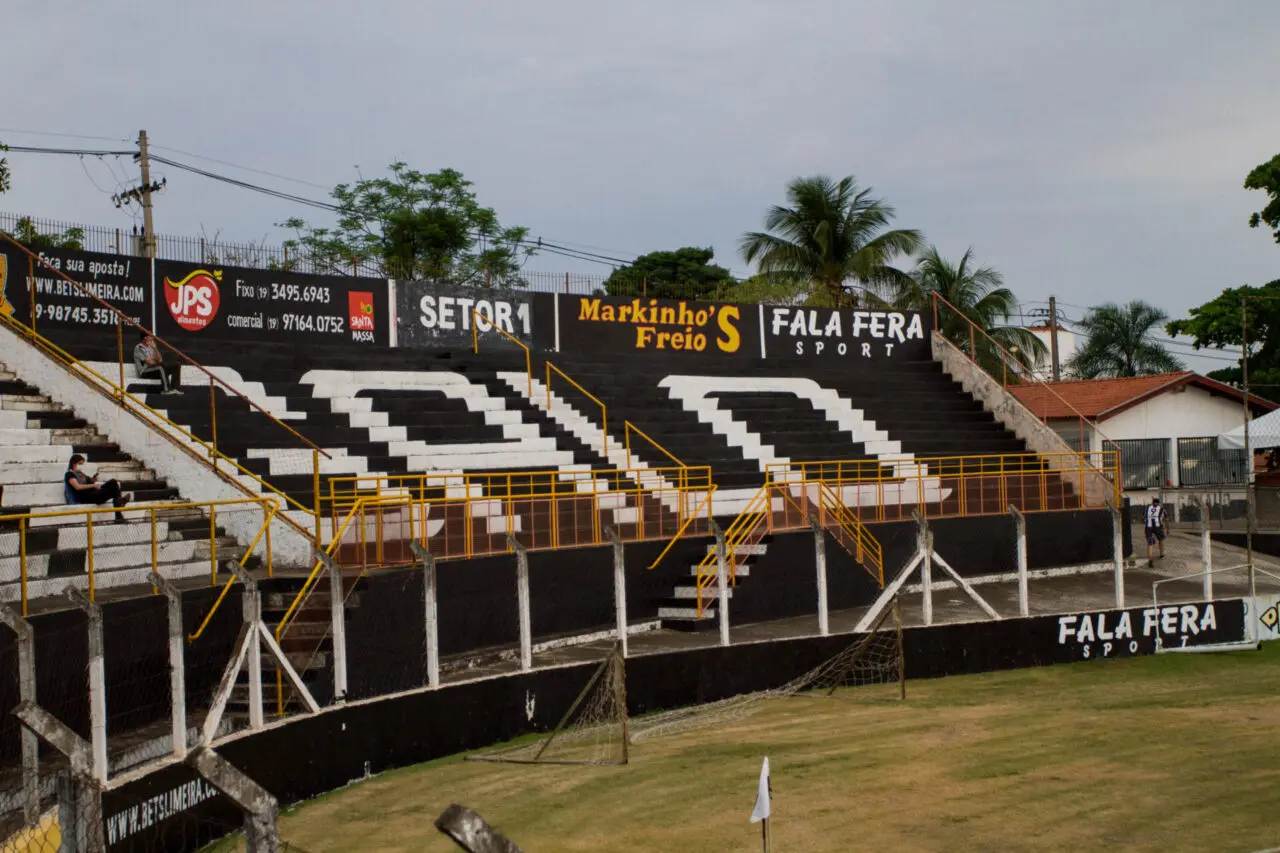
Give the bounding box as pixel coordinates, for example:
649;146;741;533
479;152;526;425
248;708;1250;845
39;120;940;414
1145;497;1168;567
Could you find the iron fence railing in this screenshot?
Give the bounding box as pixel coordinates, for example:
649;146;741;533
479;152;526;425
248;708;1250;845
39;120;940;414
1176;437;1248;487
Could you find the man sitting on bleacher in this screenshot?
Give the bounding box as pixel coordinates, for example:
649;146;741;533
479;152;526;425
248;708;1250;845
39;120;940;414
133;331;182;395
64;454;131;522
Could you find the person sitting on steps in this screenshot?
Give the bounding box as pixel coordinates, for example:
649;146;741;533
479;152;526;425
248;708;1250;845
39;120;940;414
64;454;131;522
133;330;182;395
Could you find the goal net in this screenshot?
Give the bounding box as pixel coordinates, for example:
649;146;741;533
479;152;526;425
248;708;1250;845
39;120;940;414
630;600;905;743
467;645;630;766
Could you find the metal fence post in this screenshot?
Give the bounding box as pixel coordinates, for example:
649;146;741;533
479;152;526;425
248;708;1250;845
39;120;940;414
1010;505;1029;618
1111;503;1126;609
509;536;532;671
318;551;347;702
809;513;829;636
64;588;108;784
0;604;39;822
1200;498;1213;600
713;522;730;647
607;528;629;657
916;514;934;627
411;541;439;688
151;572;188;758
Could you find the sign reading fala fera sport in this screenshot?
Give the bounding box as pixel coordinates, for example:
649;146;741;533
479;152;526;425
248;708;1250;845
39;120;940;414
548;293;931;361
152;260;388;347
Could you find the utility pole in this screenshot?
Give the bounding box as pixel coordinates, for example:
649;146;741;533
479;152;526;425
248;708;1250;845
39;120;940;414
137;130;156;258
1049;295;1059;381
1242;293;1255;599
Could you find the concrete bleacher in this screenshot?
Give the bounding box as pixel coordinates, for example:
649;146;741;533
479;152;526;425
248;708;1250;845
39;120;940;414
0;365;244;604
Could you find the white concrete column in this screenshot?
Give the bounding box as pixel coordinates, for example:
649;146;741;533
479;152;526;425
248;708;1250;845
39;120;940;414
608;528;629;658
510;537;532;671
151;572;188;758
1111;504;1126;610
715;526;730;647
812;520;829;636
1010;505;1029;618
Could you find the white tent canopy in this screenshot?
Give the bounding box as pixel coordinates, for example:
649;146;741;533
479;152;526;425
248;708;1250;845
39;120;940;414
1218;408;1280;450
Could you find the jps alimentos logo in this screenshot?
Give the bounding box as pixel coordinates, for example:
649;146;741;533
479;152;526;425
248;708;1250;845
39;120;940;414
165;269;222;331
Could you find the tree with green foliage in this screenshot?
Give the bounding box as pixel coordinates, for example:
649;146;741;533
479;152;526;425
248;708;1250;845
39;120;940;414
1167;280;1280;389
885;246;1045;376
1245;154;1280;244
281;163;532;284
1068;301;1183;378
4;217;85;251
740;175;922;307
602;247;733;299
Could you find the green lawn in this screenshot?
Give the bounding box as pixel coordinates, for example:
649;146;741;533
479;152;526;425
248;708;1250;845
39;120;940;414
259;645;1280;852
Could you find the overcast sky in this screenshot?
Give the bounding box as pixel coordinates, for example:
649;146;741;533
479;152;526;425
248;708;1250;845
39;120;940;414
4;0;1278;372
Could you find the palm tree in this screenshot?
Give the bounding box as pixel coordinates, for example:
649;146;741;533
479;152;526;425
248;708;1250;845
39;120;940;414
885;246;1047;376
740;175;922;307
1068;301;1184;378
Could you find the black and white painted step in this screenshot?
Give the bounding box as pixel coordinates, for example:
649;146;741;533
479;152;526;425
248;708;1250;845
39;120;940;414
658;541;770;630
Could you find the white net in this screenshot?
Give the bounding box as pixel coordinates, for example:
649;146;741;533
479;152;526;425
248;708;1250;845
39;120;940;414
630;601;905;743
467;645;629;766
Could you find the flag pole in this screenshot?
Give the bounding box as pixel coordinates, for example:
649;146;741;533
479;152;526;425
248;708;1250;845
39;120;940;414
762;817;770;852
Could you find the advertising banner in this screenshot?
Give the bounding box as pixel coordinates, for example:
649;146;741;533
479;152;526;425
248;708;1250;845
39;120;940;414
152;260;388;347
394;280;536;351
0;242;151;336
760;305;932;362
1052;598;1246;661
551;293;755;360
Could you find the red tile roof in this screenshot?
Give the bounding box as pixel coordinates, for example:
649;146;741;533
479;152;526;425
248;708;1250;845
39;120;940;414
1009;372;1276;421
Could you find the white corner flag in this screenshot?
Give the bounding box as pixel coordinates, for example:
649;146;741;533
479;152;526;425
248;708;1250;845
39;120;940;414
750;757;771;823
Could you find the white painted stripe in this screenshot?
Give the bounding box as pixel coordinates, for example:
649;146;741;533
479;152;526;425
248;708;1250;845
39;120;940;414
758;304;766;359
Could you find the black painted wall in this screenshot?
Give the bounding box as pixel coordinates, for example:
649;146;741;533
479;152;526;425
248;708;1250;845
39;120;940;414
100;597;1247;852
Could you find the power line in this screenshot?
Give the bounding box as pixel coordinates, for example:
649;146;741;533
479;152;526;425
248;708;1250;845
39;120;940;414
148;144;333;191
5;144;135;157
148;154;342;212
0;128;133;144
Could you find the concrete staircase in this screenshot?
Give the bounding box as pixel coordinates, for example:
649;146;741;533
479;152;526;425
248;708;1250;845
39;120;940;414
658;540;770;631
0;364;244;604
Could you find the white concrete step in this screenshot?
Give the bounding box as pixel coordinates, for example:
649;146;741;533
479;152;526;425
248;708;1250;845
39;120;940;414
688;564;751;577
0;428;52;447
0;410;26;429
0;538;223;582
705;543;768;556
672;585;734;599
0;445;71;465
2;558;216;603
1;396;57;412
658;605;718;620
0;521;171;557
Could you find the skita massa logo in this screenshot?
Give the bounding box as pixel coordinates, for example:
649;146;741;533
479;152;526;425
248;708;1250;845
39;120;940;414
165;269;222;331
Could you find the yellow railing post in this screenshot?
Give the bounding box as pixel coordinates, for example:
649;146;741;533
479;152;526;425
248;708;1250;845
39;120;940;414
313;448;321;549
150;507;158;594
266;502;274;577
18;517;27;617
210;506;218;584
86;513;95;601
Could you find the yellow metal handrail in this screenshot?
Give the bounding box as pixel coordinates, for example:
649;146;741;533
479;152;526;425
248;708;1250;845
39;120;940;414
471;308;532;397
0;314;321;531
624;420;686;476
186;501;279;641
0;496;277;617
768;450;1121;520
810;481;884;585
646;485;717;570
546;362;609;457
1;235;328;539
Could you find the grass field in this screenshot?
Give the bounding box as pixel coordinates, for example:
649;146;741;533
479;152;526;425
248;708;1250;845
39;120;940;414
260;645;1280;852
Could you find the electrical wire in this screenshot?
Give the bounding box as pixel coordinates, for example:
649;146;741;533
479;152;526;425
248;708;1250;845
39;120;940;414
148;144;333;191
0;128;133;144
5;144;135;157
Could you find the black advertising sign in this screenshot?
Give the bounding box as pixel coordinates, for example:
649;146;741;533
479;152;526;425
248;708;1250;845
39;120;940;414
394;280;535;351
1053;599;1246;661
553;293;755;359
761;306;931;362
152;260;388;347
0;242;151;335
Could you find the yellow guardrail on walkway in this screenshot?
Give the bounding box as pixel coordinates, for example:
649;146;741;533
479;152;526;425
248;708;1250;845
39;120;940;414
0;235;329;542
472;307;532;397
0;497;277;617
766;450;1120;523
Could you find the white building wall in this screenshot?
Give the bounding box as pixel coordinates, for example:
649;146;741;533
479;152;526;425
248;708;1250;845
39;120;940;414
1092;386;1249;487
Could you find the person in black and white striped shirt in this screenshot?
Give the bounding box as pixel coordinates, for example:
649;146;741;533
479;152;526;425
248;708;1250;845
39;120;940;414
1145;498;1168;567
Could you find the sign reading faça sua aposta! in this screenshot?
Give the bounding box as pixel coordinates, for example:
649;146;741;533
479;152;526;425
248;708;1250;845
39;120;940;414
152;259;388;347
0;242;151;341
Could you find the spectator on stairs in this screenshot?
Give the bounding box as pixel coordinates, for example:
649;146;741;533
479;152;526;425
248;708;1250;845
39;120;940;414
64;454;131;522
133;331;182;395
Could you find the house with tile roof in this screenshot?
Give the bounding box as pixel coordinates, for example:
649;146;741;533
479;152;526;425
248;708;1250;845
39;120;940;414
1010;371;1276;491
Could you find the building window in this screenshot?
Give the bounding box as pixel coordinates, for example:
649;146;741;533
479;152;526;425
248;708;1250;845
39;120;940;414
1177;437;1247;486
1108;439;1168;490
